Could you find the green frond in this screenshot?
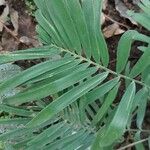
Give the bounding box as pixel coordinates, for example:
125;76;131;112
128;0;150;30
0;0;149;149
35;0;109;66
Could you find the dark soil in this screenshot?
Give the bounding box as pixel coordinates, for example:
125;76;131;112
3;0;39;68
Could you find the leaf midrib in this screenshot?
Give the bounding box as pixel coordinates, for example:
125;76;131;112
52;44;150;89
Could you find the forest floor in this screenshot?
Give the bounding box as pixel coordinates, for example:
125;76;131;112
0;0;150;149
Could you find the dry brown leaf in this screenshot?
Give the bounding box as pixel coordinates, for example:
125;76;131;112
19;36;30;45
10;8;19;35
0;0;9;31
103;0;108;10
115;0;137;25
20;36;41;47
101;0;108;25
1;31;18;51
103;23;125;38
19;16;36;37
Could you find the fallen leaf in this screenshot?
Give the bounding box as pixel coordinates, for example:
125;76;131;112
103;0;108;10
20;36;41;47
19;36;31;45
1;31;18;51
10;8;19;35
19;16;36;37
0;0;9;31
115;0;137;25
103;23;125;38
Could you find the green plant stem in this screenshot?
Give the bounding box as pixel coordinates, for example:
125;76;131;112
53;45;150;89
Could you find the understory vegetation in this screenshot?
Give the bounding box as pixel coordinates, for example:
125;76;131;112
0;0;150;149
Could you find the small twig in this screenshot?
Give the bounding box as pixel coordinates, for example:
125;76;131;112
117;138;149;150
128;129;150;133
0;20;19;42
105;14;130;29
